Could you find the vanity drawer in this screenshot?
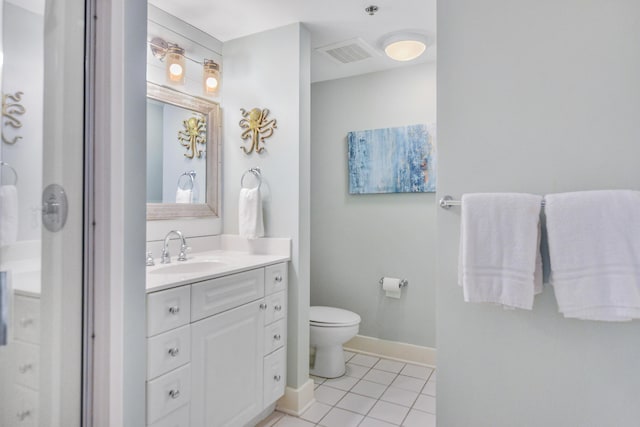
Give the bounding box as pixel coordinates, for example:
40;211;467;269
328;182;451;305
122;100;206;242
263;347;286;408
11;341;40;390
265;263;288;295
147;364;191;425
13;295;40;344
12;384;38;427
264;319;286;356
147;403;189;427
191;269;264;322
264;291;286;325
147;286;191;337
147;325;191;380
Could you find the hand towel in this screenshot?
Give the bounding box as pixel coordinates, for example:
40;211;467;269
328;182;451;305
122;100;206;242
0;185;18;246
239;187;264;239
545;190;640;321
459;193;543;310
176;188;192;204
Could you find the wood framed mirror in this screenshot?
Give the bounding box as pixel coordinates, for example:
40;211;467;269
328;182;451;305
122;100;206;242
146;82;221;220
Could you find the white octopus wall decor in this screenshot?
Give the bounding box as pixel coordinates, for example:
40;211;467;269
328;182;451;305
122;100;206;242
239;107;277;154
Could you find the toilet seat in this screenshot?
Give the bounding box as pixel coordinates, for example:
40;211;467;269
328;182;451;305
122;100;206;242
310;306;361;327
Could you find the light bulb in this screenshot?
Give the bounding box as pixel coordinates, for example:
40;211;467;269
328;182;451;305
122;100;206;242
166;45;186;85
384;40;426;62
203;59;220;95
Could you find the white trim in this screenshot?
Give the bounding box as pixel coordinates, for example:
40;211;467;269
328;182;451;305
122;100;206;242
275;379;315;416
344;335;437;367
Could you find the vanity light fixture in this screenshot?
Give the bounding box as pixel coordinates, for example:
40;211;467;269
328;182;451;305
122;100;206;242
203;59;220;96
381;33;427;62
166;45;186;85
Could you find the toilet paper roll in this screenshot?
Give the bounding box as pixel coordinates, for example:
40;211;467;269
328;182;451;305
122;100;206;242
382;277;402;299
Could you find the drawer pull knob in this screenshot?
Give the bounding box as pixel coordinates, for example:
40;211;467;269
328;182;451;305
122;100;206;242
274;305;282;312
274;275;283;283
16;410;31;421
273;334;281;341
168;348;180;357
169;389;180;399
168;306;180;315
274;375;281;382
20;318;34;327
259;303;268;310
18;363;33;373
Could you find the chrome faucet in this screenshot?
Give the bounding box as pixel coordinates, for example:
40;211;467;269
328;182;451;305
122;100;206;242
161;230;189;264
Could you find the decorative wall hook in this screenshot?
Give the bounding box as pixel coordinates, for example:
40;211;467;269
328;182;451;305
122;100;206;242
2;91;26;145
178;115;206;159
239;107;277;154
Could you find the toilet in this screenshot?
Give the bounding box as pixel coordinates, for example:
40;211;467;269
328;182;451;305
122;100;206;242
309;306;361;378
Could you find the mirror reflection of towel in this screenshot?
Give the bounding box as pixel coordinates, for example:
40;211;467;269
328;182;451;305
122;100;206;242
176;188;192;204
0;185;18;246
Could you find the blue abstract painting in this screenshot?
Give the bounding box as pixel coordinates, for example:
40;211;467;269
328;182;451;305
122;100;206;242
348;124;436;194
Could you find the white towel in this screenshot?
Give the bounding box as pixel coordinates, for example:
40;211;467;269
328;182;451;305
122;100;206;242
176;188;192;204
239;187;264;239
0;185;18;246
545;190;640;321
459;193;543;310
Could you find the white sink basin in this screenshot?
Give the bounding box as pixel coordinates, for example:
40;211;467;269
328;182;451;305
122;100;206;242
149;260;227;276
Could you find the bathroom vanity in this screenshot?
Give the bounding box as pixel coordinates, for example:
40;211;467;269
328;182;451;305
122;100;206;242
145;248;289;427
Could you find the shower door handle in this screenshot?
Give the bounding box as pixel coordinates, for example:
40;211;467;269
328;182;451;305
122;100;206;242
0;271;8;346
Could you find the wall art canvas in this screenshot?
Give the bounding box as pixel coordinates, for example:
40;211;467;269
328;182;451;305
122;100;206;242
348;123;436;194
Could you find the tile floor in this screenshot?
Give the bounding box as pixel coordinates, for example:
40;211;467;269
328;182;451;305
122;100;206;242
258;351;436;427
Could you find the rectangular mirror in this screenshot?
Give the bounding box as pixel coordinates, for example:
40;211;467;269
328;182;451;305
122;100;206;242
146;82;221;220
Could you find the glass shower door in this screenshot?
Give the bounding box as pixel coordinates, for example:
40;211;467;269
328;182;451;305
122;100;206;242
0;0;87;426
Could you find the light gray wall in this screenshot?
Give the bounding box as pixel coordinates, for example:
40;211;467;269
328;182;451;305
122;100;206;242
2;3;43;242
222;23;311;389
437;0;640;425
311;63;437;348
146;101;163;202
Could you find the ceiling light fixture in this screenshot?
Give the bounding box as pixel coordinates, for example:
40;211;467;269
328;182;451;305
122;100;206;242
381;33;428;62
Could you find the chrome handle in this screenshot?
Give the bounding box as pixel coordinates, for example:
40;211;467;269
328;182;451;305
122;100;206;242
18;363;33;374
16;410;31;421
169;389;180;399
274;305;282;312
274;275;283;283
0;272;7;347
259;303;267;311
273;334;281;341
168;306;180;315
274;375;281;382
146;251;155;267
168;347;179;357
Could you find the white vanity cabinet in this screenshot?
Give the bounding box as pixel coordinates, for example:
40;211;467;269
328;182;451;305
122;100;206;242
146;262;288;427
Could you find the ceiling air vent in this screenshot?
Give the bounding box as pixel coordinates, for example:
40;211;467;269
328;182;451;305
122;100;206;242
316;38;379;64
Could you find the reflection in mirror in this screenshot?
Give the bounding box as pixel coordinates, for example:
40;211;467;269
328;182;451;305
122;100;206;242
146;82;221;220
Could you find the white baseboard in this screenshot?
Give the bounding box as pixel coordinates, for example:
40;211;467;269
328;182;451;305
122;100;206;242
344;335;437;367
276;379;315;416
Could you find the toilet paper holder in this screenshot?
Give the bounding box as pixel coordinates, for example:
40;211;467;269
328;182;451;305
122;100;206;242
378;277;409;288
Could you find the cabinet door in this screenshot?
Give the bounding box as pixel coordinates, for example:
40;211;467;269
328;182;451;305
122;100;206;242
191;300;265;427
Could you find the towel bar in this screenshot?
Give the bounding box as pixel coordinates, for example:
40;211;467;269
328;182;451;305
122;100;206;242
177;170;196;190
0;161;17;185
241;167;262;190
439;194;546;209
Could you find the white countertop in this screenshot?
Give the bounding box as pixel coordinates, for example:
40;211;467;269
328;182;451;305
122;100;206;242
146;249;290;293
